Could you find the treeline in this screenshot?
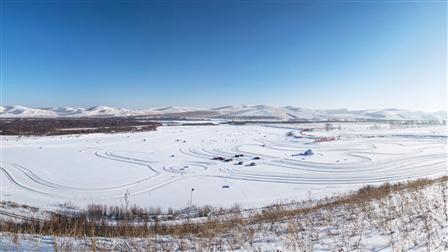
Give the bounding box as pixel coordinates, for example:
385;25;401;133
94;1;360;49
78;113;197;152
0;118;161;136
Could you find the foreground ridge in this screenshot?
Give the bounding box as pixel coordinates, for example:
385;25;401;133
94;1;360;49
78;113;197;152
0;176;447;251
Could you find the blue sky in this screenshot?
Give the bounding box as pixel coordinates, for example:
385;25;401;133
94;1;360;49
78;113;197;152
2;1;446;111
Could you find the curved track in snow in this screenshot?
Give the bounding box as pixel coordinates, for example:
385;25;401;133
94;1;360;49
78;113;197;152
1;124;446;208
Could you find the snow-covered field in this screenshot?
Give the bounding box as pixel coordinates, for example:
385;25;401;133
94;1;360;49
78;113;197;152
0;123;446;210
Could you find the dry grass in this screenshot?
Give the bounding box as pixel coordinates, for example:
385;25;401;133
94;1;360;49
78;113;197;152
0;176;446;242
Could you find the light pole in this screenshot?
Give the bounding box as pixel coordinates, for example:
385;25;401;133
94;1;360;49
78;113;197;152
188;187;194;219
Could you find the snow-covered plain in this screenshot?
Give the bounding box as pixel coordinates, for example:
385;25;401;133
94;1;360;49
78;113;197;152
0;123;446;210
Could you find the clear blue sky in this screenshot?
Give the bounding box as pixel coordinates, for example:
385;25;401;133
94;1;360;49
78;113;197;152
2;1;446;111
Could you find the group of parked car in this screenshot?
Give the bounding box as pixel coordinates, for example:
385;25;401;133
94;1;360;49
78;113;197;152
212;155;259;166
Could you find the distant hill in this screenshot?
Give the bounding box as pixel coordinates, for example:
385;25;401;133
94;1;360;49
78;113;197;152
1;105;446;121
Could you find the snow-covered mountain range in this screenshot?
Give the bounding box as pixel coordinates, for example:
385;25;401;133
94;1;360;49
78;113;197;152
0;105;446;121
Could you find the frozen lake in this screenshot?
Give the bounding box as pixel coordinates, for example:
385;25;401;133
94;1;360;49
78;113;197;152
1;123;446;210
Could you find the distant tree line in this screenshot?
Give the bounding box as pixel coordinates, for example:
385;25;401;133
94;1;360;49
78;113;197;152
0;118;161;136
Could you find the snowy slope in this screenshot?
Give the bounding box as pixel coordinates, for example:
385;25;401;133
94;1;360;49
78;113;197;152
81;106;135;117
0;105;446;121
212;105;290;119
143;106;202;114
322;108;447;121
1;105;58;117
